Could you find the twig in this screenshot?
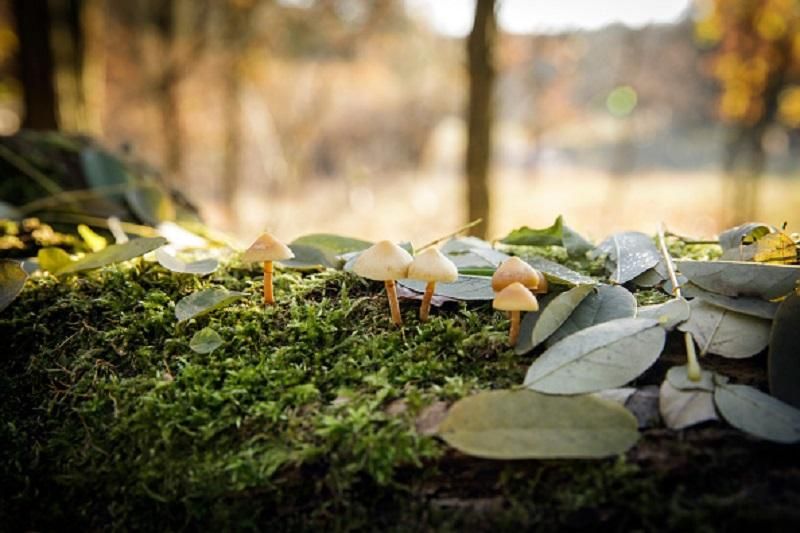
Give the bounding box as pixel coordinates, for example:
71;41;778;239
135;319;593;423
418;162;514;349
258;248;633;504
37;213;158;237
417;219;483;252
0;143;64;196
17;183;136;215
657;223;702;382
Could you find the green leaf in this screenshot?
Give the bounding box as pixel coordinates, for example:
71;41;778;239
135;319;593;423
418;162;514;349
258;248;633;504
397;275;494;301
676;260;800;300
514;292;559;355
189;327;224;354
591;231;661;284
692;287;779;320
524;317;664;395
526;285;595;351
37;247;73;273
155;247;219;275
126;183;176;225
285;233;373;269
768;291;800;408
547;285;636;346
678;299;770;359
499;215;592;257
0;259;27;313
437;389;639;459
525;256;597;286
441;238;510;270
77;224;107;252
175;288;245;322
659;380;717;430
714;383;800;443
55;237;167;275
666;365;720;392
80;147;130;189
637;298;691;331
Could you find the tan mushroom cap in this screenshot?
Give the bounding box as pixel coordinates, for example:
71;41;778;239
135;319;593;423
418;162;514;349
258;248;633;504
407;248;458;283
352;240;413;281
492;282;539;311
491;256;539;292
242;233;295;263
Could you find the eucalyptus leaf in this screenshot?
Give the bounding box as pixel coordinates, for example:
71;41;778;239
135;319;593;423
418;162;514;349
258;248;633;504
77;224;107;251
591;232;661;284
692;287;779;320
437;389;639;459
527;284;595;350
768;291;800;408
175;288;245;322
676;260;800;300
524;317;665;395
55;237;168;275
155;247;219;275
398;275;494;301
189;327;224;354
126;183;176;225
625;385;661;429
0;200;21;219
286;234;373;269
0;260;27;313
719;222;774;252
637;298;690;331
714;383;800;443
525;256;596;286
678;300;771;358
37;247;73;273
659;380;718;430
666;365;720;392
547;285;636;346
499;215;592;257
632;267;666;288
514;292;559;355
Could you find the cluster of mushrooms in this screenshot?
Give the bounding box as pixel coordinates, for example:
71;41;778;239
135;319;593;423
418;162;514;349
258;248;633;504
242;234;548;345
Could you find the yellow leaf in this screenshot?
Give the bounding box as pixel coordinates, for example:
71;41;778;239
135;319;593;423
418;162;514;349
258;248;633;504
754;232;797;264
77;224;107;252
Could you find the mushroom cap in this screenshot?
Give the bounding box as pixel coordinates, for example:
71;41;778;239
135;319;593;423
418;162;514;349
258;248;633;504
242;233;295;263
492;282;539;311
352;240;413;281
491;256;540;292
407;248;458;283
533;271;549;294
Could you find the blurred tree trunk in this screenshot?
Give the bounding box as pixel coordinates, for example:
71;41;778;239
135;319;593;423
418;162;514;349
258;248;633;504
221;5;246;228
154;3;184;187
12;0;59;129
466;0;496;238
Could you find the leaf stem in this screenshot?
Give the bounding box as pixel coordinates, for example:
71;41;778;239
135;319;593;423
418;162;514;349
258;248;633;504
417;218;483;252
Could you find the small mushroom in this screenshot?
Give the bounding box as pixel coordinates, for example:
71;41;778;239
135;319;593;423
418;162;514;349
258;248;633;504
352;240;413;325
242;233;295;305
407;248;458;321
491;257;541;293
493;282;539;346
533;269;549;295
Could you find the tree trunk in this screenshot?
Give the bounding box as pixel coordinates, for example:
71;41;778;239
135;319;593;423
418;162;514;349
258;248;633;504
465;0;496;239
12;0;59;129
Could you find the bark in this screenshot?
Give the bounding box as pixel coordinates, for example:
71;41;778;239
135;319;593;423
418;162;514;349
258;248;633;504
465;0;496;239
12;0;59;129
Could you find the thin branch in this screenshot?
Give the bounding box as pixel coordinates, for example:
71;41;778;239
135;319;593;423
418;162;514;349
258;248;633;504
0;144;64;196
417;219;483;252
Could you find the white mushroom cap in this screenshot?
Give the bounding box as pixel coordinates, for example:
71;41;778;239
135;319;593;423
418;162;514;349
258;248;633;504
352;240;413;281
491;257;540;292
407;248;458;283
242;233;295;263
492;282;539;312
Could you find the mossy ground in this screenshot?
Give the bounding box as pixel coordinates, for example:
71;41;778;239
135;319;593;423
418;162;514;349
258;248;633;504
2;238;798;531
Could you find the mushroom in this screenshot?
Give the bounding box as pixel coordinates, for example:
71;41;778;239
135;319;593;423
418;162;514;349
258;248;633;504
242;233;295;305
491;256;542;293
352;240;413;325
407;248;458;321
533;269;549;295
492;281;539;346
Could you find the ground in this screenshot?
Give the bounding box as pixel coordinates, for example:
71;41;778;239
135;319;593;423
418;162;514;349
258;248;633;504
1;230;799;531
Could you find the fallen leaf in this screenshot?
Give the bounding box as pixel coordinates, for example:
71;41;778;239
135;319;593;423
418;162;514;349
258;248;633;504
525;256;597;286
524;317;665;395
499;215;593;257
189;327;223;354
155;247;219;275
0;259;27;313
55;237;168;275
678;299;771;358
637;298;690;331
398;275;494;301
692;287;779;320
666;364;722;392
625;385;661;429
547;285;636;346
438;389;639;459
175;288;245;322
676;260;800;300
77;224;107;252
753;232;797;264
415;401;449;436
714;382;800;443
37;247;73;273
591;232;661;284
525;285;595;351
659;380;718;430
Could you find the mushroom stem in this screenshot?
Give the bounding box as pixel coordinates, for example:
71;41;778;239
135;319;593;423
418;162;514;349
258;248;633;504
263;261;274;305
385;280;402;325
420;281;436;321
509;310;521;346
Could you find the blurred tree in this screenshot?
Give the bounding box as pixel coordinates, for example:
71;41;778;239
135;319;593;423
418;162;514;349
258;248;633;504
696;0;800;224
11;0;59;129
466;0;496;238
